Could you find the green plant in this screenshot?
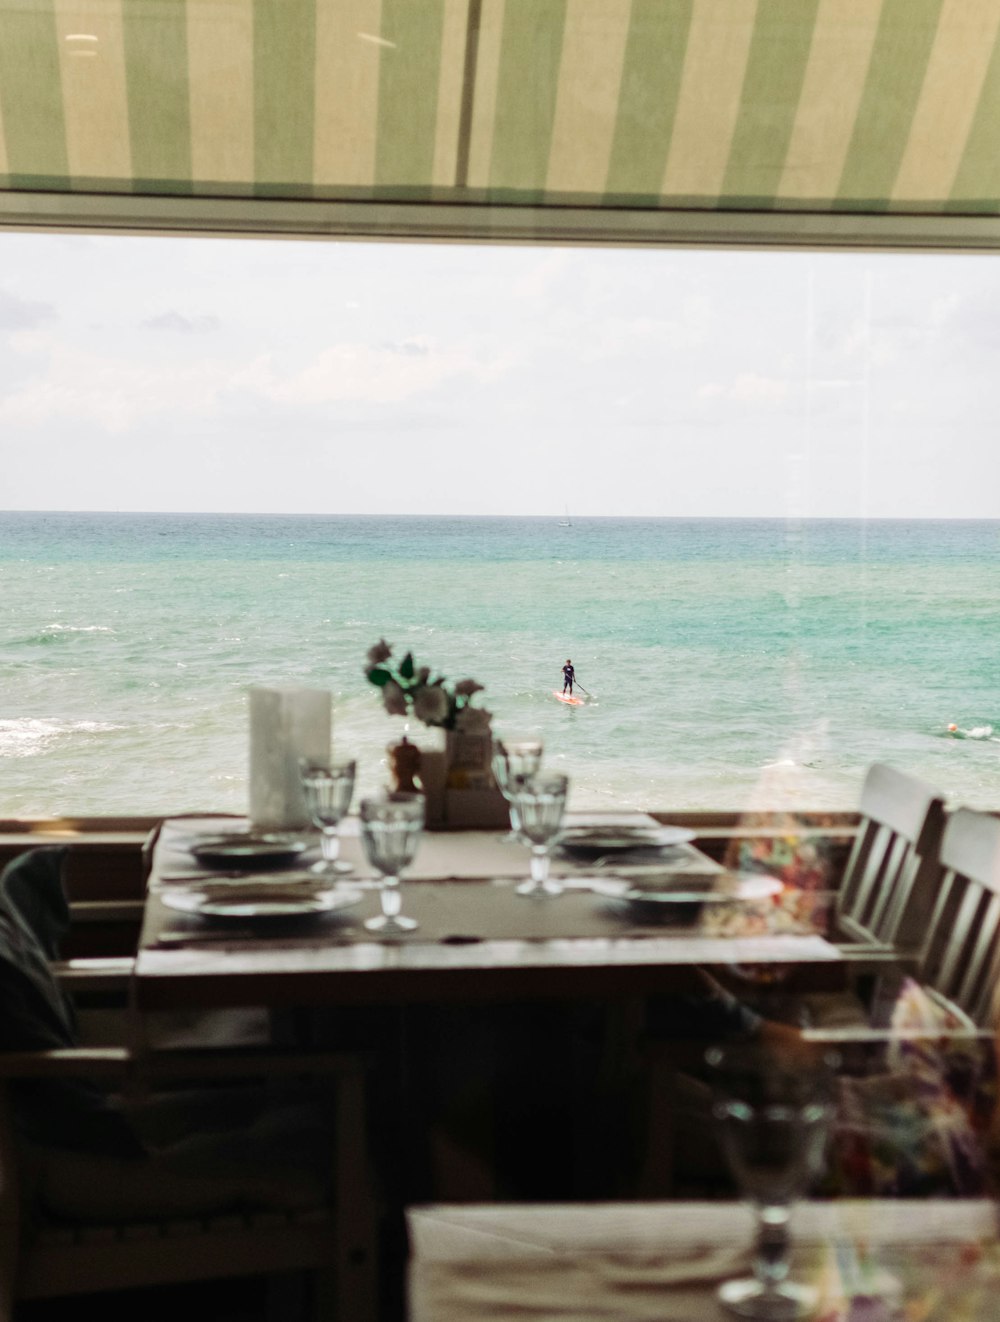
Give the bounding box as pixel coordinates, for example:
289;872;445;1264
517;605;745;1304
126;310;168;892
364;640;491;733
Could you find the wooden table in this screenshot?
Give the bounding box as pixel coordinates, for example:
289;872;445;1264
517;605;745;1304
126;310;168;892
134;815;847;1013
130;816;887;1314
407;1200;1000;1321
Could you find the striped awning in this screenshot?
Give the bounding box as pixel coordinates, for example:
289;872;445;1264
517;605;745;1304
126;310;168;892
3;0;1000;248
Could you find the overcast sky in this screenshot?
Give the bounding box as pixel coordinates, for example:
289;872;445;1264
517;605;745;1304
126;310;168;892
1;231;998;518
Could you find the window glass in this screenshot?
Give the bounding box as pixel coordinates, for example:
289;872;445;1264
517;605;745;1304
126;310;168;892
2;234;996;816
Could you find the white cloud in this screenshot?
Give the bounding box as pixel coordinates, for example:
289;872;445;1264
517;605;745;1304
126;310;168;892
0;329;509;432
700;372;791;404
231;340;507;407
0;288;55;331
142;310;221;334
0;335;224;432
582;299;713;360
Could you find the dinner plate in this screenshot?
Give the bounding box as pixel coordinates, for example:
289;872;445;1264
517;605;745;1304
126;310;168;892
189;833;310;869
162;881;362;919
559;825;696;853
623;872;782;905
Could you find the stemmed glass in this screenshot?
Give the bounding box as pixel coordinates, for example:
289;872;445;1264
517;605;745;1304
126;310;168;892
299;758;356;876
707;1044;838;1320
512;771;568;897
360;792;424;934
491;736;544;843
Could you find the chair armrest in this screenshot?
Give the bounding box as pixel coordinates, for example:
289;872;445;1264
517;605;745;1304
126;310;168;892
52;957;135;993
69;900;145;924
0;1048;133;1080
0;1044;368;1084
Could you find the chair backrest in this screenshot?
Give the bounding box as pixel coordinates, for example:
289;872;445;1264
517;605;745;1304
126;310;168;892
916;807;1000;1028
835;763;946;948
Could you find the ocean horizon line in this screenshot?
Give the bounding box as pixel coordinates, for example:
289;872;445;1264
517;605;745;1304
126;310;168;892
3;510;999;525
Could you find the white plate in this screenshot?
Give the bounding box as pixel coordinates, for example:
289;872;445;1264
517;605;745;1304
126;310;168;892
162;882;362;920
189;833;310;869
559;825;696;852
624;873;782;905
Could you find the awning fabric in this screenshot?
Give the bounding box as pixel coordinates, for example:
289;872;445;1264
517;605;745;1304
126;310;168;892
2;0;1000;248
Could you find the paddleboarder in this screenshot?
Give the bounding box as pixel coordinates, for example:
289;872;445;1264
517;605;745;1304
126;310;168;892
562;659;575;696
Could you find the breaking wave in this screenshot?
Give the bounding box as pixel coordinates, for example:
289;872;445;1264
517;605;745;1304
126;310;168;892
0;717;122;759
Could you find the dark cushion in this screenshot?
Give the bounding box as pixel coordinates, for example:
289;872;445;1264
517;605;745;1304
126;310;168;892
0;846;76;1051
0;847;143;1158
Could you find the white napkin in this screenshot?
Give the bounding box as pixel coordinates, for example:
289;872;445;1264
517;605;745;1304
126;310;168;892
248;686;331;829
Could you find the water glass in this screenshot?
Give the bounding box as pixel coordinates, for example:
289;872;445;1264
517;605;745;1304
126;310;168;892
707;1045;838;1320
512;770;568;897
491;736;544;842
360;792;424;934
299;758;356;875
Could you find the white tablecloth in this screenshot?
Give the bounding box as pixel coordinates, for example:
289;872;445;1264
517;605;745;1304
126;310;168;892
407;1200;1000;1321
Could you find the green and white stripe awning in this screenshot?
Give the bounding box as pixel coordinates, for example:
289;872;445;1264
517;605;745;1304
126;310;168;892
3;0;1000;248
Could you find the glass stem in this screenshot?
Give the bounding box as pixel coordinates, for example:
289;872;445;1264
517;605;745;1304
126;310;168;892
380;876;401;919
530;846;550;885
320;829;341;864
753;1206;792;1293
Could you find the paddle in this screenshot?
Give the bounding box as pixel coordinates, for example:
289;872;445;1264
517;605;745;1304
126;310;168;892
573;681;592;699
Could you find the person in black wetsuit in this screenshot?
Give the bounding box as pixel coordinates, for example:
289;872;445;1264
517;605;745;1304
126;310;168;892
562;660;575;695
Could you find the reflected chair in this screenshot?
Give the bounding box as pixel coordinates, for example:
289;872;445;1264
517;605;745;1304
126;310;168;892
800;806;1000;1201
832;761;947;951
637;763;949;1195
915;806;1000;1028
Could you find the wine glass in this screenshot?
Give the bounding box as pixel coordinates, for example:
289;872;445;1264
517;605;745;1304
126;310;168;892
491;735;544;843
360;792;424;934
707;1044;838;1320
299;758;356;876
511;771;568;897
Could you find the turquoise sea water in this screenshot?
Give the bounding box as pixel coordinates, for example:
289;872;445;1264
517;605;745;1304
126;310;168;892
1;512;999;817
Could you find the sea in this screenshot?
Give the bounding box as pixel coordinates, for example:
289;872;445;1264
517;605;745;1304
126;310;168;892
2;511;999;820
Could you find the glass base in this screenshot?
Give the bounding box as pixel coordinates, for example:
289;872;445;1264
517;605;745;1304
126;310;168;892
311;859;354;875
718;1278;817;1320
364;912;419;934
515;877;564;898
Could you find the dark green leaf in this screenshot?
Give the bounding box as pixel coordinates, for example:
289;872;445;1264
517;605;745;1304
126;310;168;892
399;652;415;680
368;667;392;688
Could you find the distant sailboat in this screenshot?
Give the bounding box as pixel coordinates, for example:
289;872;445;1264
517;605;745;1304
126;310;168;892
558;505;571;527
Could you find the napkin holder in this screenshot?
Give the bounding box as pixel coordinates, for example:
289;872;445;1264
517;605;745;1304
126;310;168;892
249;686;331;831
417;735;509;831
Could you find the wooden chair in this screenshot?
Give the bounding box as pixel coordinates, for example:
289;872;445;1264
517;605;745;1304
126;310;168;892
0;844;377;1320
0;1046;377;1322
914;806;1000;1028
833;762;946;951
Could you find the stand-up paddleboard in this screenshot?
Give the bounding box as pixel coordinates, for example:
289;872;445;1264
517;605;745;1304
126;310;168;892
553;690;585;706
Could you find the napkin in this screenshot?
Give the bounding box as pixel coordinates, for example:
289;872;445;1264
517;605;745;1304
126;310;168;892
412;1245;750;1321
248;686;331;830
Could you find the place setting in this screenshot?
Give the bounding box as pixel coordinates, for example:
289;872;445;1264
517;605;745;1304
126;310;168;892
527;806;789;931
152;748;437;946
598;870;784;930
555;819;721;879
490;766;770;935
150;743;363;934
